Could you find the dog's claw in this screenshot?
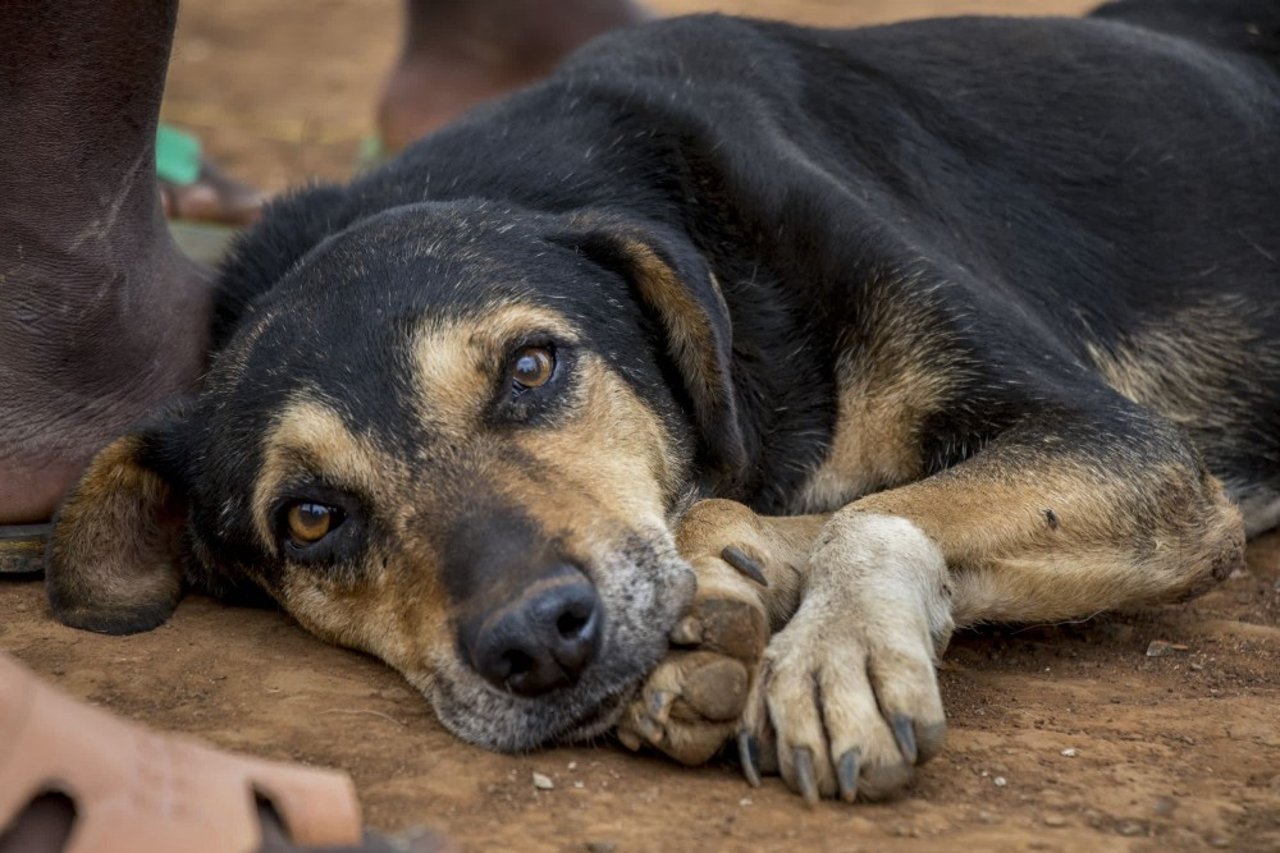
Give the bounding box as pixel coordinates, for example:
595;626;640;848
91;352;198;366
793;746;819;806
648;689;674;725
837;748;861;803
892;714;918;765
720;546;768;587
670;615;703;645
617;726;643;752
738;730;762;787
633;713;665;745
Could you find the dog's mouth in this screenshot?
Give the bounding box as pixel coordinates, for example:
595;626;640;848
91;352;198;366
553;680;644;744
425;604;676;751
423;532;695;752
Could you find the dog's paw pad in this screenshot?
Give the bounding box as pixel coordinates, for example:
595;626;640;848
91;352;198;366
617;650;744;764
674;654;749;722
616;578;768;766
676;587;768;662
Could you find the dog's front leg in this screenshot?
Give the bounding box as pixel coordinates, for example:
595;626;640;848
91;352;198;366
739;404;1245;804
623;400;1245;805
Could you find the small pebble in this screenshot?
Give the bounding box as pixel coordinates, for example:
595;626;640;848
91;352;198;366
1208;836;1232;848
1146;640;1189;657
574;781;585;789
1060;748;1077;757
585;842;617;853
739;797;753;807
568;761;577;770
1042;815;1067;828
993;776;1007;787
1119;821;1145;837
532;772;554;790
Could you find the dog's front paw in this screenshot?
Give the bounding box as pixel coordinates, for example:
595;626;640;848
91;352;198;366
738;511;953;804
616;524;771;765
738;603;946;804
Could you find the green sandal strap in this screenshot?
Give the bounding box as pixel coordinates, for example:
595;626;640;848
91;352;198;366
155;123;202;186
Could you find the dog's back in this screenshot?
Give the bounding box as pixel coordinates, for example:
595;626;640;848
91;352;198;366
1091;0;1280;60
550;5;1280;505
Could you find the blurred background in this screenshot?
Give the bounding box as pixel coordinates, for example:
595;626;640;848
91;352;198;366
161;0;1093;194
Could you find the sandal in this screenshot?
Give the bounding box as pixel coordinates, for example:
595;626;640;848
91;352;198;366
156;124;265;228
0;524;48;576
0;653;450;852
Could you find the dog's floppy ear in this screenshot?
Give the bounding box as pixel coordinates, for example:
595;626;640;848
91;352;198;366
559;214;748;493
47;406;192;635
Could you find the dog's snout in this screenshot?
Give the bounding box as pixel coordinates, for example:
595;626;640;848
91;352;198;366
463;565;603;697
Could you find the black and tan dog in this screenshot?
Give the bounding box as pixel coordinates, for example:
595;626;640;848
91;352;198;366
45;0;1279;803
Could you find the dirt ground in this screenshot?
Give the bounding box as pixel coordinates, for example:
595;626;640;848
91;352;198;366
5;0;1279;850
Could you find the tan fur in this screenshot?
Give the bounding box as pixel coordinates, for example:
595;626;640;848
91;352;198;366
410;303;581;444
674;499;824;628
250;399;438;669
750;511;952;800
795;275;963;512
616;239;732;436
1085;299;1260;433
408;303;684;548
618;500;829;766
505;356;683;542
252;400;394;555
47;435;184;629
627;430;1245;795
853;457;1245;626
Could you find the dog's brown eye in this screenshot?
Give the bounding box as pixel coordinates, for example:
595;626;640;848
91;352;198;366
286;502;337;546
511;346;555;390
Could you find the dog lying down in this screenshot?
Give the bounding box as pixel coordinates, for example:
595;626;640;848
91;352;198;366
46;1;1279;804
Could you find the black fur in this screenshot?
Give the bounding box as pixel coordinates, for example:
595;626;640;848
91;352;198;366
212;1;1280;521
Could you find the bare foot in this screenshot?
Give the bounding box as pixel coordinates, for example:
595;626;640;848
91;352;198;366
0;0;216;527
0;222;211;525
377;0;651;153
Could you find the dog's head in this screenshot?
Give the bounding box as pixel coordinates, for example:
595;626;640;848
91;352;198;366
46;199;748;749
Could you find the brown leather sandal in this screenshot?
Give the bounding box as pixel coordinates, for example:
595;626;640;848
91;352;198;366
0;653;448;852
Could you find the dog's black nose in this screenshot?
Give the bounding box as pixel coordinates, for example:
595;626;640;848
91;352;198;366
463;564;603;696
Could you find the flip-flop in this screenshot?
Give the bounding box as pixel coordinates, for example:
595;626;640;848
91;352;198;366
0;653;452;852
156;124;265;228
0;523;49;576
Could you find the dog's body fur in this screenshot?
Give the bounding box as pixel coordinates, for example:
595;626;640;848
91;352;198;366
47;1;1279;802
